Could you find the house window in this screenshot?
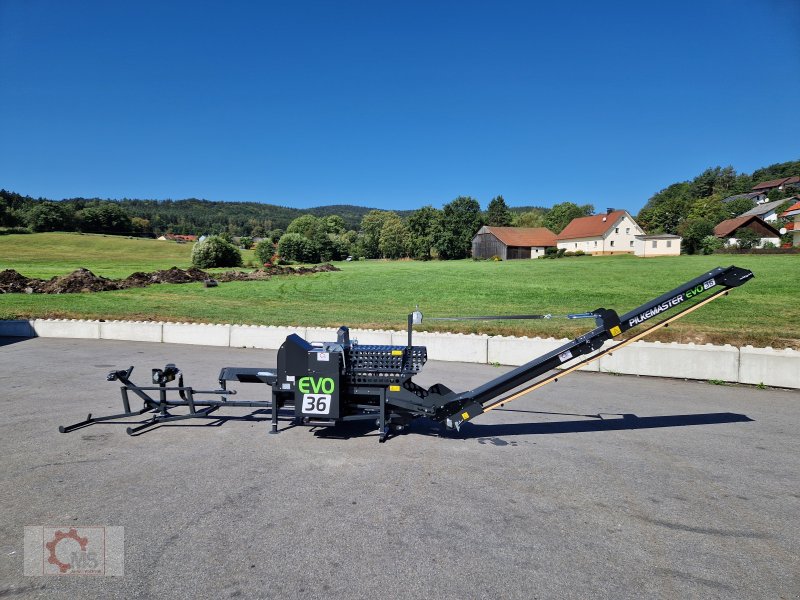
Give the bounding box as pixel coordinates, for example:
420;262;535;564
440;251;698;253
666;240;672;248
626;228;630;234
629;240;633;247
575;243;578;248
610;240;615;247
594;241;597;247
615;227;619;233
652;240;657;248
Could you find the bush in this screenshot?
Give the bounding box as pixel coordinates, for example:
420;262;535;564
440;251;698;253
277;233;318;263
254;239;275;265
700;235;723;255
0;226;31;235
191;236;243;268
238;236;254;250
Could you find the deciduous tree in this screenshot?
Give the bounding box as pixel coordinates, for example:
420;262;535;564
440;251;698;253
433;196;482;259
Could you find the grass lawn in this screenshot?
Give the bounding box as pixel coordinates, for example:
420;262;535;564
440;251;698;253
1;233;798;347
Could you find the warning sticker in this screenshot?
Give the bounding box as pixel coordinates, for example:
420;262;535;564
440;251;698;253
609;325;621;337
317;352;329;362
558;350;573;362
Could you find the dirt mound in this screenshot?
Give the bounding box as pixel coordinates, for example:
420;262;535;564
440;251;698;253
150;267;209;284
37;268;123;294
216;270;257;282
121;267;209;287
0;263;341;294
0;269;42;293
259;263;340;276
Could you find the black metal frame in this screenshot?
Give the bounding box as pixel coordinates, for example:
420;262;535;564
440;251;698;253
60;366;292;435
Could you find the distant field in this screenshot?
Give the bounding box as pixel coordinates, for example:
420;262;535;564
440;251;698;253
1;232;798;347
0;231;257;278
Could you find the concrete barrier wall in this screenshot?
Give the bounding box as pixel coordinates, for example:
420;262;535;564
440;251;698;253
2;319;798;389
739;346;800;389
100;320;163;343
599;341;740;382
162;322;231;347
31;319;100;339
398;331;488;363
230;325;306;349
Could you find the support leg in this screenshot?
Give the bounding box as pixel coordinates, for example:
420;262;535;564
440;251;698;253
269;389;279;434
378;390;389;443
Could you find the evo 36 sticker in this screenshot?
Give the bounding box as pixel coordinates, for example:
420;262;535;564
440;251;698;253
302;394;331;415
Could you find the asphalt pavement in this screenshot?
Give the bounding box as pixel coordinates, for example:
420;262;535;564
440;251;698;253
1;337;798;599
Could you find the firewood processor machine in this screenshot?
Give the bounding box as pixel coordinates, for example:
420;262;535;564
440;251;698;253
59;265;753;442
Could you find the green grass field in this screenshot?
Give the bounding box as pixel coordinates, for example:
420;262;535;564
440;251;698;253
1;232;798;347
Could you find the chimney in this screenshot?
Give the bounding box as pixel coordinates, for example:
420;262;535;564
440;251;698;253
606;208;614;214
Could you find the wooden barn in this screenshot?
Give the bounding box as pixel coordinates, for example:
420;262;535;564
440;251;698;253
471;226;557;259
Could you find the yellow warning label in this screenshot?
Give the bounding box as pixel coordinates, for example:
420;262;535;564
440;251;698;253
610;325;621;337
391;350;403;356
389;385;401;392
461;412;470;420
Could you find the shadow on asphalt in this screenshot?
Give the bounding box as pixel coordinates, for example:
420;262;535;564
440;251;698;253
0;336;34;348
57;409;754;440
455;412;753;437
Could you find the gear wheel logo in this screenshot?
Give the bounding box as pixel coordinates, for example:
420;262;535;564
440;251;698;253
45;528;89;574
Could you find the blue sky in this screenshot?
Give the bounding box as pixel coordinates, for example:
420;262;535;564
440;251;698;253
1;0;798;214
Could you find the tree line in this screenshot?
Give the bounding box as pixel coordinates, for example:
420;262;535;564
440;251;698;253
2;158;796;260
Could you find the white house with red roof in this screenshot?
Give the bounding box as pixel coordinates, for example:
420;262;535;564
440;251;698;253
779;198;800;246
556;210;647;255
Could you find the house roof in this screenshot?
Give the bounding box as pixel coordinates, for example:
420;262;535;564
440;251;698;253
779;198;800;218
737;198;788;218
556;210;631;241
477;226;557;247
722;192;764;203
713;216;781;238
751;176;799;191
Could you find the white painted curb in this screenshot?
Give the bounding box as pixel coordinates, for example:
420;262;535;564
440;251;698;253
2;319;798;389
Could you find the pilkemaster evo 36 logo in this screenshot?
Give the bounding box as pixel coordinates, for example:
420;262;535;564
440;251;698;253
628;278;715;327
298;376;335;415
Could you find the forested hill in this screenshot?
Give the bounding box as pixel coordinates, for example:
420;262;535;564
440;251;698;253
117;198;384;234
0;193;392;236
636;159;800;235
